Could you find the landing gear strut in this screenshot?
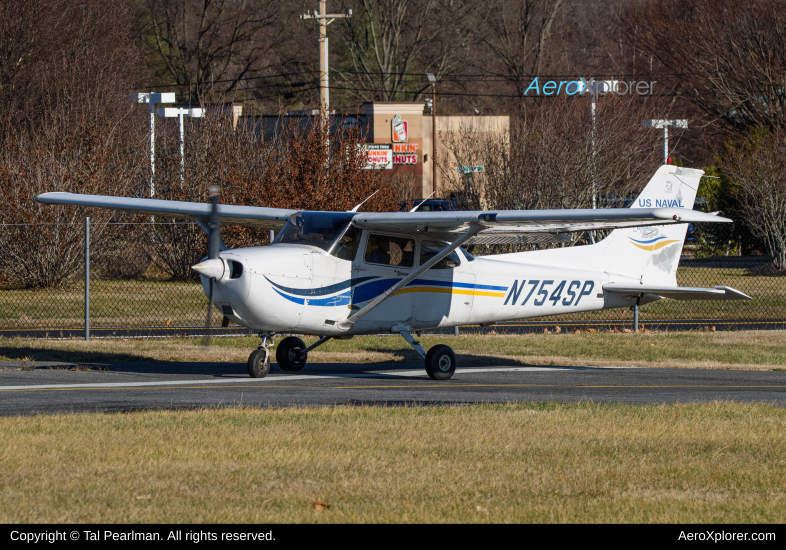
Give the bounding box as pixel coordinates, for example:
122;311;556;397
399;329;457;380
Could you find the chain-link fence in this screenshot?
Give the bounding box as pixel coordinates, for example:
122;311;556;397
1;220;784;338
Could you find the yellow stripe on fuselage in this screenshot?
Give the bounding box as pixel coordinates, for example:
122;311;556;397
393;287;507;298
630;239;680;251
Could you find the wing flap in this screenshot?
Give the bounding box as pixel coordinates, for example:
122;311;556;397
465;232;572;245
603;283;751;301
35;193;296;230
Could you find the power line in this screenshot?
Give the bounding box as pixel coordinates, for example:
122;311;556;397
140;70;684;90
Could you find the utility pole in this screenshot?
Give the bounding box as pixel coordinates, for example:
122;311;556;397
426;73;437;196
301;2;351;126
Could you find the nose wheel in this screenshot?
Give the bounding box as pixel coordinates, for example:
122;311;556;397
248;347;271;378
248;334;273;378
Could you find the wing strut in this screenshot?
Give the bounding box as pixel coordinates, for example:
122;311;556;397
337;223;482;330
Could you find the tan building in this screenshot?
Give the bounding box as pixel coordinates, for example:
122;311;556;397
363;102;509;198
255;101;509;199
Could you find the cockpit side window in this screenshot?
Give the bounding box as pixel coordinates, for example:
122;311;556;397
420;240;461;269
331;225;361;261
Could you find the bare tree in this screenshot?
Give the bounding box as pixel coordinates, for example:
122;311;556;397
480;0;564;99
0;0;145;288
335;0;484;102
721;128;786;270
0;0;140;136
618;0;786;131
0;119;144;288
134;0;297;103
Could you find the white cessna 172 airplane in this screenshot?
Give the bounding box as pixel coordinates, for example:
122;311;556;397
37;165;749;380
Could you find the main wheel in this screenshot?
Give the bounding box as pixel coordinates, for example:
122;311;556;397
424;344;457;380
276;336;307;372
247;348;270;378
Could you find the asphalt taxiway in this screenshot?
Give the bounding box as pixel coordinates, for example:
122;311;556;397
0;359;784;415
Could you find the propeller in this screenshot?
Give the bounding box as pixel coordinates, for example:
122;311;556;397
193;185;222;346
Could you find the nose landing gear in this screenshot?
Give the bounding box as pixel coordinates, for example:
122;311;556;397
248;334;273;378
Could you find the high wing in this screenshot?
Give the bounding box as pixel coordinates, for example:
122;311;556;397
35;192;297;230
36;193;730;241
603;283;751;301
351;208;731;243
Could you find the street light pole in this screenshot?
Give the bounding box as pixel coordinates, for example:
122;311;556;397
426;73;437;196
130;92;176;196
644;119;688;164
157;107;205;186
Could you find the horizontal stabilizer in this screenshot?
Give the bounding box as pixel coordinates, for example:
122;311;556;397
603;283;751;301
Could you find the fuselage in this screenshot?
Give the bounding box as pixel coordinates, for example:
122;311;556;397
202;237;640;337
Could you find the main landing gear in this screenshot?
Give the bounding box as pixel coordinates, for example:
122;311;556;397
248;331;456;380
247;334;333;378
399;330;457;380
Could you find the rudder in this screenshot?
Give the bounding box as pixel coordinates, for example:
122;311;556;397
601;165;704;285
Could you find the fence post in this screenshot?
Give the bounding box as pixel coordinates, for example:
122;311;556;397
633;296;639;333
85;216;90;341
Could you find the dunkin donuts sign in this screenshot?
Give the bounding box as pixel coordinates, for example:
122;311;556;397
391;114;418;165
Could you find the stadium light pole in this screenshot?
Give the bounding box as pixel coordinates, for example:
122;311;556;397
129;92;176;197
426;73;437;197
644;119;688;164
157;107;205;186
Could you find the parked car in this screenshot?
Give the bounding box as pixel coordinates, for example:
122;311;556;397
398;198;462;212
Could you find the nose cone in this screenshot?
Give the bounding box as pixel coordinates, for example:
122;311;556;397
191;258;225;279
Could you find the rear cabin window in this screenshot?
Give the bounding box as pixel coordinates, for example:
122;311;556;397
364;234;415;267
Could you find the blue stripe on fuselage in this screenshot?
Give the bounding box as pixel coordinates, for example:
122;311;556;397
270;275;510;306
272;287;305;304
264;275;379;297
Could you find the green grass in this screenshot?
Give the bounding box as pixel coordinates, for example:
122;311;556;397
0;403;784;523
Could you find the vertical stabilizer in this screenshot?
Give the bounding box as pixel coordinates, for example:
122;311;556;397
601;165;704;284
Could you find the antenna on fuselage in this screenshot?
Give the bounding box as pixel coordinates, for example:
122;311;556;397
349;189;379;212
409;192;435;212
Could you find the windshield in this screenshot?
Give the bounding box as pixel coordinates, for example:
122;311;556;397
273;212;355;252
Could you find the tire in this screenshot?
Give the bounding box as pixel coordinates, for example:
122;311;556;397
424;344;457;380
276;336;307;372
247;348;270;378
